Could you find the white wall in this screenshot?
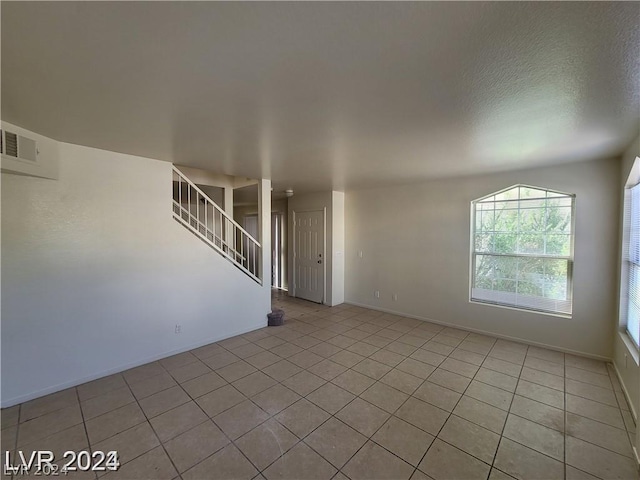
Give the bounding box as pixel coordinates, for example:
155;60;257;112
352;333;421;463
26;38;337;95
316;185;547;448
346;158;619;359
332;191;346;305
1;140;271;407
258;179;273;298
288;191;345;306
614;135;640;433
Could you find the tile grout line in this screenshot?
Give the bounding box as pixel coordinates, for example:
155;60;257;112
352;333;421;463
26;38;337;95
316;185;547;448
8;403;22;480
489;342;529;479
73;386;98;480
564;356;567;480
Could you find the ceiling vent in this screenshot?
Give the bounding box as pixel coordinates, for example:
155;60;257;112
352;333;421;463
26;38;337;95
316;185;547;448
1;129;38;162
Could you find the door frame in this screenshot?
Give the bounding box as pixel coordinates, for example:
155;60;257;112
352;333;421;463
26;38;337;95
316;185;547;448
292;208;327;304
271;211;286;290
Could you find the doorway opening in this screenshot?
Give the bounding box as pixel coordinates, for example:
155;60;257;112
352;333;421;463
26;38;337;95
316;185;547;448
272;212;286;290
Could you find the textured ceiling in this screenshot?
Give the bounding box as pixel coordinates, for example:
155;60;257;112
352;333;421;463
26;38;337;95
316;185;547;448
2;2;639;193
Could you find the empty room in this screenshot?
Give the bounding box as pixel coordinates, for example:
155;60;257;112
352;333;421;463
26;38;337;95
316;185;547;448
1;2;639;480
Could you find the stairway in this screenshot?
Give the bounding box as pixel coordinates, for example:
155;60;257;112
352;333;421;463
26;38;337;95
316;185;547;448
172;166;262;284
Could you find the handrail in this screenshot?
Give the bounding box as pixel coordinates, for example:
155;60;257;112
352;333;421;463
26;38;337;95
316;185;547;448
172;166;261;247
172;166;262;284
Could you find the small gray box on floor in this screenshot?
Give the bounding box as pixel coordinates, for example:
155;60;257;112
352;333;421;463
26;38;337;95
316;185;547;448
267;309;285;326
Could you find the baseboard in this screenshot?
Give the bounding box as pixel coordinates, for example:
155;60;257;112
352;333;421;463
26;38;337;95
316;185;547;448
611;363;639;469
1;321;266;408
611;361;639;423
345;301;612;362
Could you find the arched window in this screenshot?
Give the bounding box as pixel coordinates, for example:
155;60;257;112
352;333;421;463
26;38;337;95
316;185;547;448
471;185;575;316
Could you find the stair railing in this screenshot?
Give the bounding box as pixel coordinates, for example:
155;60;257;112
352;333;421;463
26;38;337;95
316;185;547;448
172;166;262;284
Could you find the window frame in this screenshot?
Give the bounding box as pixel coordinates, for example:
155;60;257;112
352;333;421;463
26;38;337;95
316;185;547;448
469;184;576;317
621;160;640;350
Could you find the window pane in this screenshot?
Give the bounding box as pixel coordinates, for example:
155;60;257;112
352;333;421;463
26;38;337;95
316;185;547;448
517;256;545;280
520;186;546;198
494;201;511;212
478;201;495;210
542;258;569;300
520;198;546;210
546;206;572;234
628;302;639;347
630;184;640;264
547;197;573;208
482;210;496;231
516;281;541;297
546;234;571;256
493;233;517;254
519;208;544;234
495;255;518;280
495;189;519;201
519;233;544;255
475;211;483;232
516;257;545;297
478;194;496;203
475;234;493;252
474;254;494;287
495;279;517;293
627;263;639;346
494;208;517;233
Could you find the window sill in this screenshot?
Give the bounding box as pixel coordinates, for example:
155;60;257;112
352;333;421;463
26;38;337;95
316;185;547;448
469;299;572;319
618;331;640;367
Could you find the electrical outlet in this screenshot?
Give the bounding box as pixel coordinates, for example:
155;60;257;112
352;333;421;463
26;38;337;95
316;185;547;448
392;293;398;301
175;324;182;334
374;290;380;298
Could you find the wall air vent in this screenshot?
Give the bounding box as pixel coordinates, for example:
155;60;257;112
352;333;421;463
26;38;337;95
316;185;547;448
4;131;18;157
1;130;38;162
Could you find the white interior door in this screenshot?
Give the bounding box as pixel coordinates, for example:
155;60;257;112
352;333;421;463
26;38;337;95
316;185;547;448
294;210;325;303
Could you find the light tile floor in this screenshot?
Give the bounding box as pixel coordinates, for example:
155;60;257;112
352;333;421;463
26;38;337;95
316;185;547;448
2;292;638;480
